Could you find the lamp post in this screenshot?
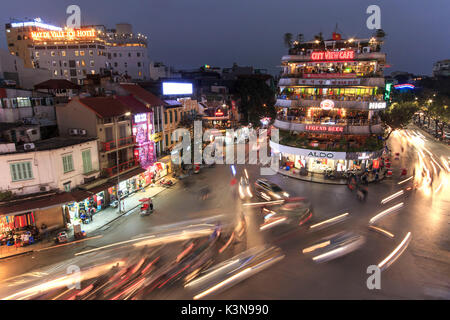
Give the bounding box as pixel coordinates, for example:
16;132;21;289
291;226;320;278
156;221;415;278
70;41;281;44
116;111;131;214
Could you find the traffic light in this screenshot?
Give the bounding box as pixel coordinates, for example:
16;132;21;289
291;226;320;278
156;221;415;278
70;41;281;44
384;82;392;101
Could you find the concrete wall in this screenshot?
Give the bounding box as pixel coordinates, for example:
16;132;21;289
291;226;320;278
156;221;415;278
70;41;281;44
55;99;98;137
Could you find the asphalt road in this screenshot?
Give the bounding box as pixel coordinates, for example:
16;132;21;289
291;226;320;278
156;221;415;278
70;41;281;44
0;128;448;300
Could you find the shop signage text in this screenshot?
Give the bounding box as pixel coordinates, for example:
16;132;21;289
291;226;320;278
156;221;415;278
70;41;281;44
320;99;334;110
305;125;344;133
31;28;96;41
369;102;386;110
307;151;336;159
134;113;147;123
311;50;355;61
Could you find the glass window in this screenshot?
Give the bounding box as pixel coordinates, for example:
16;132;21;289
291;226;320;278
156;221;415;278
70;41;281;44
90;60;95;67
62;51;66;57
137;62;141;67
169;111;173;123
82;149;92;174
10;162;33;181
89;50;93;56
165;134;169;147
164;112;168;124
174;110;178;122
62;154;74;173
81;60;86;66
35;52;39;58
80;51;85;56
51;51;55;56
75;51;79;56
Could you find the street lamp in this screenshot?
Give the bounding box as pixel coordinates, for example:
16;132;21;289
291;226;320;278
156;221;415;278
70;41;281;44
116;111;131;214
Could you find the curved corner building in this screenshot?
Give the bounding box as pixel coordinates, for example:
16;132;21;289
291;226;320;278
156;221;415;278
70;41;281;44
271;33;387;178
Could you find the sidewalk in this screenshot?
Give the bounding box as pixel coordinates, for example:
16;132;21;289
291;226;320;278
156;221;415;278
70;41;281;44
277;167;388;185
0;181;174;260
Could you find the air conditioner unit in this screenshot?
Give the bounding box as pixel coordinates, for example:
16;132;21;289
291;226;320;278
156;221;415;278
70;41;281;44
40;185;47;192
69;128;79;136
362;47;370;53
79;129;87;136
306;49;313;55
23;143;35;150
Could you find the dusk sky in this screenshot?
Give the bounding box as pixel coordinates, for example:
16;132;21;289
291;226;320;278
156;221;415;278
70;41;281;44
1;0;449;76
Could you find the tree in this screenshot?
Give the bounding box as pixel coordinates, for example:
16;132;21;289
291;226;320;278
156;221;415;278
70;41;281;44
380;101;419;139
283;33;293;48
297;33;304;43
235;76;276;126
374;29;386;38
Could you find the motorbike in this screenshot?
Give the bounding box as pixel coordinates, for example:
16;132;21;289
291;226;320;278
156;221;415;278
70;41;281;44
324;169;336;180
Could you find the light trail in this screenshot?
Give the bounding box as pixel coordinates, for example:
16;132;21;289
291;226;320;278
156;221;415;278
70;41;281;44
398;176;413;185
243;200;284;207
368;226;395;239
260;217;287;230
378;232;412;271
302;240;331;254
369;202;404;225
309;212;349;230
381;191;404;204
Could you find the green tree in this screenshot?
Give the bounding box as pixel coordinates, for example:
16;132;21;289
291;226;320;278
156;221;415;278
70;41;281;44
235;76;276;126
380;101;419;139
283;33;293;48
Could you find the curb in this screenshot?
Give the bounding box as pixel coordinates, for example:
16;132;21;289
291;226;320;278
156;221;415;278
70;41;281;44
0;249;34;261
277;168;387;185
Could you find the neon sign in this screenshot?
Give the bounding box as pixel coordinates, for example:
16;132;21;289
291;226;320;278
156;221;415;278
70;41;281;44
30;28;96;41
369;102;386;110
215;110;224;116
394;84;415;90
305;125;344;133
11;21;62;31
311;50;355;61
320;99;334;110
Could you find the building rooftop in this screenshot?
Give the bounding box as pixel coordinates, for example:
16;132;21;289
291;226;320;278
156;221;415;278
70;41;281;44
78;97;131;118
115;95;151;114
34;79;81;90
120;83;166;107
0;136;97;155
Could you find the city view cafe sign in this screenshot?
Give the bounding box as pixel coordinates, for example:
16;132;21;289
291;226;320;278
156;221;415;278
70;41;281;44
311;50;355;61
30;28;96;41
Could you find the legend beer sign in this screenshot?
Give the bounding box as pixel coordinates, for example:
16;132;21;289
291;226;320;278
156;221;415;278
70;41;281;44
305;125;344;133
311;50;355;61
31;28;96;41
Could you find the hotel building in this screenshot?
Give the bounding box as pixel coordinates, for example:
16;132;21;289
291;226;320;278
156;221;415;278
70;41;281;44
5;19;150;84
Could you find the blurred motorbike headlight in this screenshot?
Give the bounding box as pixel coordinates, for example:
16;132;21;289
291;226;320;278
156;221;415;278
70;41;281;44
282;192;290;198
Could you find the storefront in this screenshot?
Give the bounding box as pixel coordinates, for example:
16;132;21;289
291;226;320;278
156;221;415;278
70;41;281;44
272;140;383;176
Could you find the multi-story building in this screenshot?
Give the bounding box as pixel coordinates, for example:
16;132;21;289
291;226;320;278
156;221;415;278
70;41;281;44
5;19;150;84
432;59;450;78
0;87;58;140
0;137;99;232
272;32;387;179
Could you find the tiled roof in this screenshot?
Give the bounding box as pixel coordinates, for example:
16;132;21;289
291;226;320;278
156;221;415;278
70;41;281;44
119;83;166;107
78;97;131;118
115;95;151;114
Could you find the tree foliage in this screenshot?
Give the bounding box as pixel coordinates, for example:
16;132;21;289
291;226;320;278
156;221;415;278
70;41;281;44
235;77;276;126
283;33;293;48
380;101;419;139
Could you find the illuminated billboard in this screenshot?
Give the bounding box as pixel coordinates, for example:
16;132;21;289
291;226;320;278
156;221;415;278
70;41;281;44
132;112;156;170
162;82;193;95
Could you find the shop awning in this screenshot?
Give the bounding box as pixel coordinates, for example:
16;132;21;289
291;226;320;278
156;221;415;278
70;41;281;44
117;167;146;183
0;192;77;216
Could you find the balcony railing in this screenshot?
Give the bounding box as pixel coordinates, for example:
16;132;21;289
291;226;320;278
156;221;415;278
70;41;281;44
101;136;136;152
105;159;140;177
277;94;383;103
276;116;381;126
